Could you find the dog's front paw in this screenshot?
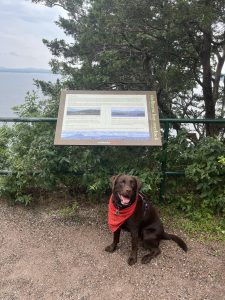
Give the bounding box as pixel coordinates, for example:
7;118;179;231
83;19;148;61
105;244;116;253
127;256;137;266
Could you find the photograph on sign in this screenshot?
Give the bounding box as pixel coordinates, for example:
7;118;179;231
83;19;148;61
54;91;162;146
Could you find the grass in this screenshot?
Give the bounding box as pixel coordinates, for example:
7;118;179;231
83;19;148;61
160;204;225;241
47;200;80;219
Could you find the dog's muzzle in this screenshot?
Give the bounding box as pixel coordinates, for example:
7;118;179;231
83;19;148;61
118;193;131;206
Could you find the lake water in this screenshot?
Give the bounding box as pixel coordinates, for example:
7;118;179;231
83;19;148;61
0;72;60;117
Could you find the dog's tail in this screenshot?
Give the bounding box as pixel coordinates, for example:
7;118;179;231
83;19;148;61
162;232;188;252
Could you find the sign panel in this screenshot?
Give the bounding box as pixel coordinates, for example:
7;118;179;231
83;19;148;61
54;91;161;146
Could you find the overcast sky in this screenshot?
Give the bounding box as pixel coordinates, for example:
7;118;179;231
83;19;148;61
0;0;67;69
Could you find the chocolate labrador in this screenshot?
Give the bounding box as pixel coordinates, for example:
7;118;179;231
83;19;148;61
105;174;187;265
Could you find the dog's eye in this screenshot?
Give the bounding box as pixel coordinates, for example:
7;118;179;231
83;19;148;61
119;180;125;185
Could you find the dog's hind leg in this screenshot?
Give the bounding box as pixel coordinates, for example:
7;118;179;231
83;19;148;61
141;236;161;264
141;247;161;264
105;228;121;253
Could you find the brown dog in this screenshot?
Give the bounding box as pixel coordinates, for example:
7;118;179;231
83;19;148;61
105;174;187;265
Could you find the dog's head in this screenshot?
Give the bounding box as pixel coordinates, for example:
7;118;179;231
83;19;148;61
110;174;141;207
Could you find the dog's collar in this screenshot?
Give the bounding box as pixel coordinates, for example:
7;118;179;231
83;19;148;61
139;193;148;210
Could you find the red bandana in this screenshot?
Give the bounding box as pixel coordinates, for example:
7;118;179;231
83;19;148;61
108;194;138;232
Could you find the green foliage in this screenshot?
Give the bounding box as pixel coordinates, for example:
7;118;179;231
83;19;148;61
15;194;33;206
0;124;12;170
218;156;225;166
162;205;225;241
166;130;192;171
56;201;79;218
166;133;225;216
185;138;225;215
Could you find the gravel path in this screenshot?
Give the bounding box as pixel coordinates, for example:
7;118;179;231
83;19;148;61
0;199;225;300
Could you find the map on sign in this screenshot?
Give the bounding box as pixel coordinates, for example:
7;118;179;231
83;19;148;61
54;91;162;146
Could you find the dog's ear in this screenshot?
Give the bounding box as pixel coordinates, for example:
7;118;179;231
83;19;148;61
110;174;121;190
133;176;142;190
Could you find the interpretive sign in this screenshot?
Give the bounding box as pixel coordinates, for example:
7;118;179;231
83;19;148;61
54;91;162;146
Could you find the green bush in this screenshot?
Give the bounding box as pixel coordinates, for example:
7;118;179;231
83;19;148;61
218;156;225;166
185;137;225;215
166;132;225;216
0;124;12;170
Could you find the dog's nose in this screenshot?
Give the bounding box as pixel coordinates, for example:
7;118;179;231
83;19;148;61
125;187;132;193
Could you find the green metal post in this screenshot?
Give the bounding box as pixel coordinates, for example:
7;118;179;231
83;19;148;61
159;121;169;202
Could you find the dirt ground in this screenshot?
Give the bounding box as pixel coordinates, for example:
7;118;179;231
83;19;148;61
0;197;225;300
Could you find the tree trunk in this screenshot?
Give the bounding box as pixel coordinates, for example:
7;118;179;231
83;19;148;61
201;29;216;136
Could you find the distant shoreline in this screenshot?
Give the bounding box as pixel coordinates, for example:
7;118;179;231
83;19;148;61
0;67;52;74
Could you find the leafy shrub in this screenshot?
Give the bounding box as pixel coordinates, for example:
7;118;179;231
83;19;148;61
185;137;225;215
166;133;225;216
0;124;12;170
218;156;225;166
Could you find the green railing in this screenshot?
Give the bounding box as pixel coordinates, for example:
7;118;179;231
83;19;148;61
0;117;225;200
